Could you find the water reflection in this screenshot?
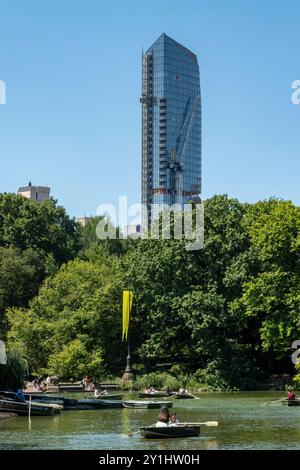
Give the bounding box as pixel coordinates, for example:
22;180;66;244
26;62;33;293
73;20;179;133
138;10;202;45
203;439;219;449
0;392;300;450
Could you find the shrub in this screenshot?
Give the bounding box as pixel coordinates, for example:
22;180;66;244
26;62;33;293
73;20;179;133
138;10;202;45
47;339;104;380
0;348;28;391
133;371;203;391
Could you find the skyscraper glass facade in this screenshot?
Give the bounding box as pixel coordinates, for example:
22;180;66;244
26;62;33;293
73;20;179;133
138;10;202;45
141;33;201;228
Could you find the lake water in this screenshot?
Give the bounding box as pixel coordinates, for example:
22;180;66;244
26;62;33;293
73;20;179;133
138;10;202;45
0;392;299;450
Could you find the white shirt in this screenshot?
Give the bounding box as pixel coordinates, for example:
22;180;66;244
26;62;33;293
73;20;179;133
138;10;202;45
155;421;168;427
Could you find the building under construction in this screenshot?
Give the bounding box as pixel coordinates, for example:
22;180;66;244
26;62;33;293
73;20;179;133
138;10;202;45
141;33;202;229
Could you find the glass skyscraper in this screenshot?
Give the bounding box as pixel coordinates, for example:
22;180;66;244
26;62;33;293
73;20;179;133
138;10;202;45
141;33;201;228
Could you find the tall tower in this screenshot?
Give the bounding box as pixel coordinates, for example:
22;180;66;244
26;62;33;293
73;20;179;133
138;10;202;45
141;33;201;229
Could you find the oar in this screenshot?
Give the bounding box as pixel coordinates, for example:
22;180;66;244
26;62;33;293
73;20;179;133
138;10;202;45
178;421;218;427
167;393;177;399
128;423;156;437
175;391;200;399
264;398;284;406
187;392;200;400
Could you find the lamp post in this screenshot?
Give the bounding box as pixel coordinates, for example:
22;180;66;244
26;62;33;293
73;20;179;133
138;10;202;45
122;289;134;381
122;329;134;381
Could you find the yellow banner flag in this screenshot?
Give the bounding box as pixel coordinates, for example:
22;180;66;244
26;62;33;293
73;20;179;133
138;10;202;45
122;290;133;342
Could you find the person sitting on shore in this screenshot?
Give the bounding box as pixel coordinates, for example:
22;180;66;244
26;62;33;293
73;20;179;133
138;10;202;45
155;406;170;427
15;389;25;402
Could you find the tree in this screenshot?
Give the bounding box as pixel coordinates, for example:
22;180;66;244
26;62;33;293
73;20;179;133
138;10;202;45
243;199;300;271
237;199;300;370
0;349;28;391
78;216;129;259
4;194;300;389
0;193;80;263
0;247;45;335
123;195;254;384
236;271;300;359
6;257;125;377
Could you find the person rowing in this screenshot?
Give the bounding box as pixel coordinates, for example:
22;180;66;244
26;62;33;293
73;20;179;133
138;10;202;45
155;406;171;427
156;407;183;428
287;390;296;401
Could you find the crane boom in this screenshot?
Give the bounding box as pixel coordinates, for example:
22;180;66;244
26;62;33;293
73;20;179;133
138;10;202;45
168;95;200;205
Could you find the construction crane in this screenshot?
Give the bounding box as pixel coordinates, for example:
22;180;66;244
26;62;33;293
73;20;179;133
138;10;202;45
168;95;200;206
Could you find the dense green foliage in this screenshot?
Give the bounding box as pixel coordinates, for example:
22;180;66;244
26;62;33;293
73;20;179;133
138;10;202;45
0;248;44;314
0;194;80;337
0;193;80;263
7;257;124;378
2;194;300;389
78;216;128;259
0;349;28;391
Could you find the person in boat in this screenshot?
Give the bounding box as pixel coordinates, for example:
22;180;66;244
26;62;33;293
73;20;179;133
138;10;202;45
15;389;25;402
149;386;156;394
40;379;48;393
37;378;43;392
287;390;296;400
155;406;171;427
94;388;108;398
169;413;179;426
32;377;39;391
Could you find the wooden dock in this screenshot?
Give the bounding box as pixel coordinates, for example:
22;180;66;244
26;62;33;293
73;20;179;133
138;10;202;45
24;382;119;394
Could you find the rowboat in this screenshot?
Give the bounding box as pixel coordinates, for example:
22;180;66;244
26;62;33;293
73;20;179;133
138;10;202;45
58;383;84;392
173;393;195;399
94;394;123;400
138;392;171;398
0;391;64;406
76;399;123;409
281;398;300;406
0;398;62;416
140;425;200;439
123;400;173;409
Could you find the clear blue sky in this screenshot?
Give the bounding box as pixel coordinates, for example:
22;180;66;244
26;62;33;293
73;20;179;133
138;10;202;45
0;0;299;218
